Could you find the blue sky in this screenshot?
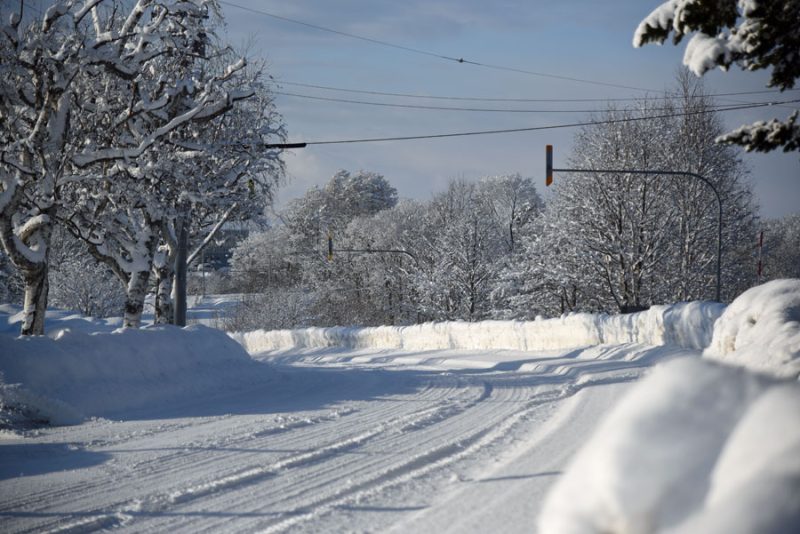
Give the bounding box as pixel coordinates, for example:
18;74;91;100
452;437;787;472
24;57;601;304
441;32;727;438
18;0;796;217
215;0;798;219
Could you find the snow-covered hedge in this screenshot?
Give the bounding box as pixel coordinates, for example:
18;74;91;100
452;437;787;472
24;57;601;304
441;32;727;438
232;301;725;354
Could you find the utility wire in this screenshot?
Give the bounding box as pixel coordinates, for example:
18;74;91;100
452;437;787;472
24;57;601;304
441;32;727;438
218;0;657;93
275;80;800;103
274;90;795;114
277;98;799;147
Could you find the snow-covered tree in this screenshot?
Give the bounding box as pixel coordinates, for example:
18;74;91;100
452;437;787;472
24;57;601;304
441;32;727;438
410;180;506;321
493;212;603;318
762;214;800;280
476;174;543;255
47;228;124;318
0;0;254;334
233;173;541;327
284;169;398;253
663;70;757;302
0;250;24;305
314;202;422;326
150;56;285;325
533;80;755;312
634;0;800;152
228;224;300;293
53;11;284;328
555;104;678;312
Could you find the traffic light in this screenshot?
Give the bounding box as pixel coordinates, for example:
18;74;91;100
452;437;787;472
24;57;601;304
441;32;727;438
546;144;553;187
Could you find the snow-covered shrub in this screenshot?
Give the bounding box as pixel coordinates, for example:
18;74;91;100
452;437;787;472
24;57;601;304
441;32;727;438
48;229;125;318
221;290;314;332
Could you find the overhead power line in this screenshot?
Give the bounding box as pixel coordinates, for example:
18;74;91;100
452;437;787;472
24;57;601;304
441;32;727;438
218;0;657;93
275;80;800;104
274;90;794;114
263;98;800;148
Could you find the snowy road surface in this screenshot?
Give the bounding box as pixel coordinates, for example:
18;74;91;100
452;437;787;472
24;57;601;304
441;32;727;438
1;343;689;533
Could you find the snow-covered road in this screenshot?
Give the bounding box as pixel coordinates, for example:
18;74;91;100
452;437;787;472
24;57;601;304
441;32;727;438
0;343;689;533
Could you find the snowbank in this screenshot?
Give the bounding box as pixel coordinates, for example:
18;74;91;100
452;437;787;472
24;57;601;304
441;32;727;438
0;304;122;336
538;358;800;534
539;280;800;533
704;279;800;379
233;301;724;355
0;324;267;425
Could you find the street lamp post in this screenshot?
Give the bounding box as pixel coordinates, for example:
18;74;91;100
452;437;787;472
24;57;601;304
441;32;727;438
546;145;723;302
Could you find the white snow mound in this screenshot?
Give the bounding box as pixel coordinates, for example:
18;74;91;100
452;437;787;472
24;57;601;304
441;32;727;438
704;279;800;378
0;324;266;424
539;280;800;533
538;358;800;534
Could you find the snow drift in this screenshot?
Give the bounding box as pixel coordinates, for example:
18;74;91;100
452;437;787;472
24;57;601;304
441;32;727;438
538;279;800;534
704;279;800;379
538;358;800;534
232;301;724;355
0;324;267;425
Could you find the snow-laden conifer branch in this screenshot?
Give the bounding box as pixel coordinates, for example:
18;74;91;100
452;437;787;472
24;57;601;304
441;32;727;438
634;0;800;152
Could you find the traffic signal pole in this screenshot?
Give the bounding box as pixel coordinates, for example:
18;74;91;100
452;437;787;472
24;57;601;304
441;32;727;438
546;145;723;303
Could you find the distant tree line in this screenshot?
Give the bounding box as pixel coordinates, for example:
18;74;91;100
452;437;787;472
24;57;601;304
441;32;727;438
221;75;798;330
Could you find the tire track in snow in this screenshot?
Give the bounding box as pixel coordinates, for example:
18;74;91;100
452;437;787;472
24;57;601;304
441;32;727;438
204;349;665;532
127;348;659;533
2;344;681;534
253;380;589;533
1;378;452;527
7;381;472;534
151;381;518;533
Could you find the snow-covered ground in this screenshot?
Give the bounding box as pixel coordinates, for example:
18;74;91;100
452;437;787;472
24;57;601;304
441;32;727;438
1;281;798;533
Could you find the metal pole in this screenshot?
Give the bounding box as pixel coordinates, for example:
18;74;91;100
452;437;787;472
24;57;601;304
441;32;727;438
174;216;188;326
552;167;723;302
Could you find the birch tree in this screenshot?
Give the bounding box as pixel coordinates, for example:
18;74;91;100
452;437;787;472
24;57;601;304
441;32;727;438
0;0;252;334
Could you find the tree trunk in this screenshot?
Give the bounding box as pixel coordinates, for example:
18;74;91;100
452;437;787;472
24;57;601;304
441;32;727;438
21;264;49;336
154;264;174;324
123;270;151;328
0;189;55;335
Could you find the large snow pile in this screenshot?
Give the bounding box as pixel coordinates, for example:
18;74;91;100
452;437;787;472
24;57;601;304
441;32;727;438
0;324;268;426
704;279;800;379
538;280;800;533
538;358;800;533
233;301;724;354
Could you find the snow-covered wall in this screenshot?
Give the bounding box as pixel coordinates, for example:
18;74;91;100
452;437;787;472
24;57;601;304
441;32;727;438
232;301;725;354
